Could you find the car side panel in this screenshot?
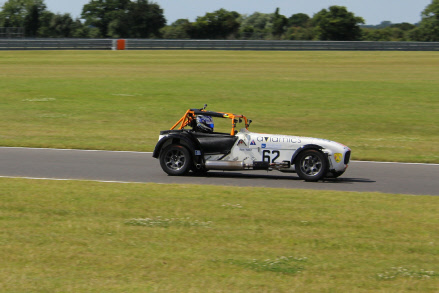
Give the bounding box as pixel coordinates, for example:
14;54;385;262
191;132;238;154
248;133;302;169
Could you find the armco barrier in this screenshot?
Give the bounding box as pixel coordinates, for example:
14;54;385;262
1;39;439;51
0;39;112;50
125;40;439;51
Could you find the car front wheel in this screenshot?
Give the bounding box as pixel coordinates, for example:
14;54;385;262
295;150;328;182
159;144;192;176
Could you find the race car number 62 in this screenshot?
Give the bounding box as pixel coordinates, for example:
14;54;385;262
262;150;280;163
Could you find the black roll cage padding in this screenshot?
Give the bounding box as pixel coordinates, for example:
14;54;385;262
190;109;230;118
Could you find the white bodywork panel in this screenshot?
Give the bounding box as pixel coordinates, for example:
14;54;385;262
205;128;350;173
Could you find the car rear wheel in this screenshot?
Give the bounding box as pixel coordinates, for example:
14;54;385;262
295;150;328;182
160;144;192;176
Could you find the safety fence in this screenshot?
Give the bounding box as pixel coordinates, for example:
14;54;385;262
126;40;439;51
1;39;439;51
0;39;112;50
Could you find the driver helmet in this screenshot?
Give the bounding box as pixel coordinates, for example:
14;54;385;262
196;115;214;133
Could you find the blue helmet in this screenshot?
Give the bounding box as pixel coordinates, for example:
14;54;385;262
196;115;214;133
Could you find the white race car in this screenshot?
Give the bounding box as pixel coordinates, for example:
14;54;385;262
153;106;351;181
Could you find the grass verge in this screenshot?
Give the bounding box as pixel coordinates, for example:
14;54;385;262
0;51;438;163
1;178;438;292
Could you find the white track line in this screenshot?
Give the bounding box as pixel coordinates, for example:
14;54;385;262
0;146;152;154
1;146;438;166
0;175;148;185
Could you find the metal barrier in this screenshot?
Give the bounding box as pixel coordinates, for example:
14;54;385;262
1;39;439;51
126;40;439;51
0;39;112;50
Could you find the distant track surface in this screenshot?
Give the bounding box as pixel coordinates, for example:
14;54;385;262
1;147;438;196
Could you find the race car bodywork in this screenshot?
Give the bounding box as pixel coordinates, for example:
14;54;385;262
153;106;351;181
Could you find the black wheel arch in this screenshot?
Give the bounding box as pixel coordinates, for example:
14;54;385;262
291;144;326;165
153;133;204;167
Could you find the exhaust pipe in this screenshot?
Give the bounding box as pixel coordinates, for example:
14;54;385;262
205;160;291;171
205;161;248;170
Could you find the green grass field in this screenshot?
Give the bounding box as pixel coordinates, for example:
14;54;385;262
1;178;439;292
0;50;438;163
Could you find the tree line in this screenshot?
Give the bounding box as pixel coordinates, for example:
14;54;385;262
1;0;438;41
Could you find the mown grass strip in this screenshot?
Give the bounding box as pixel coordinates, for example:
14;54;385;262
1;178;438;292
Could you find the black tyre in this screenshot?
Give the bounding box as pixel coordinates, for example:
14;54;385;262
295;150;328;182
159;144;192;176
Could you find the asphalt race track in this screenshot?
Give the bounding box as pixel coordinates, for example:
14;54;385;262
1;147;438;196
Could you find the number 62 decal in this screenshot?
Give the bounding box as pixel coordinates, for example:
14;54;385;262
262;150;280;163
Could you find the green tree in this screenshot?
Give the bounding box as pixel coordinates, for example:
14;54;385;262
239;25;255;39
188;9;240;39
161;19;190;39
272;8;287;38
107;15;127;38
37;10;54;36
239;12;273;39
126;0;166;38
240;12;273;30
362;28;393;41
37;11;86;37
286;26;315;40
24;4;41;36
49;13;74;37
0;0;46;36
390;22;416;31
312;6;364;41
414;0;439;41
288;13;310;27
82;0;165;38
70;19;91;38
285;13;313;40
81;0;130;37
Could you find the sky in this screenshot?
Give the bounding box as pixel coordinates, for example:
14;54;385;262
16;0;433;25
